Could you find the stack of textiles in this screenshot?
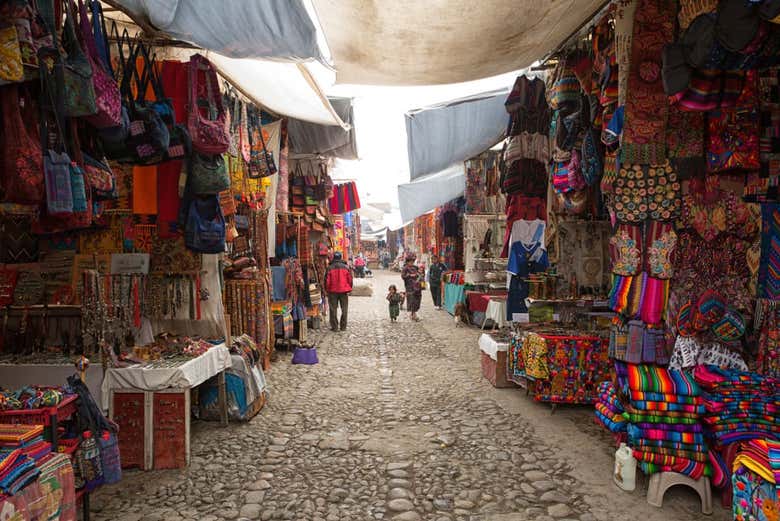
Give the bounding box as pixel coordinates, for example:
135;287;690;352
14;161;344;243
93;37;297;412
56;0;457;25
594;381;627;433
693;365;780;447
623;365;710;479
0;424;47;497
731;439;780;521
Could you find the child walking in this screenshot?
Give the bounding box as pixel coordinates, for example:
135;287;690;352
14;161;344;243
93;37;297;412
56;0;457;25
387;285;403;322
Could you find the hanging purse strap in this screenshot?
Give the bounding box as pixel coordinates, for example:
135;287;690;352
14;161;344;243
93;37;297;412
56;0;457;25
37;47;68;154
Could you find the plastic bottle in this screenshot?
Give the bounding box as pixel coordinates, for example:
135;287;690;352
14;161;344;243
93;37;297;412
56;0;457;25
614;442;636;491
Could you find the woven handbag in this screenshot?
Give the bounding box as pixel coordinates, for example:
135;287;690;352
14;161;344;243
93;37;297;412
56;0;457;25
187;54;229;154
0;85;43;204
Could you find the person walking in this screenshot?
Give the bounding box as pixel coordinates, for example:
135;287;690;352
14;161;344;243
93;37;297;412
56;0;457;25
386;285;402;322
325;252;353;332
354;254;366;278
401;253;423;321
428;254;448;310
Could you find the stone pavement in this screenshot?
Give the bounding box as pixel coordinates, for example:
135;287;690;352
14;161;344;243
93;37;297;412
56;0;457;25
91;270;727;521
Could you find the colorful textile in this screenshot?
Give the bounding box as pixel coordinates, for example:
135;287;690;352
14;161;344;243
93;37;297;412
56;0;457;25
532;335;610;404
732;465;778;521
707;71;760;174
620;0;675;165
522;333;549;380
760;203;780;300
626;364;700;396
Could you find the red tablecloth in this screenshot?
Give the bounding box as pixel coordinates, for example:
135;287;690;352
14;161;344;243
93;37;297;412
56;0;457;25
466;291;507;313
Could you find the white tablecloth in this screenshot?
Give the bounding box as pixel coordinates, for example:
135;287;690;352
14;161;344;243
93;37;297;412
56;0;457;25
485;299;507;328
478;333;509;361
101;344;231;409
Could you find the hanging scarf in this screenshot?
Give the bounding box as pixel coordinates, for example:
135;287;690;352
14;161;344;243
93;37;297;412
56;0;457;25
620;0;675;165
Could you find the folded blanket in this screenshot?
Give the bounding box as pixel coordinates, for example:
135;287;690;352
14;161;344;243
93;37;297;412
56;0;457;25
632;421;704;433
628;365;701;396
629;391;701;404
627;425;705;444
767;439;780;486
630;399;706;414
633;438;709;453
636;457;711;479
595;410;628;433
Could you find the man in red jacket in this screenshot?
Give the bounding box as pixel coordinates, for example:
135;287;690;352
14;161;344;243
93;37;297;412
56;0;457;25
325;252;353;332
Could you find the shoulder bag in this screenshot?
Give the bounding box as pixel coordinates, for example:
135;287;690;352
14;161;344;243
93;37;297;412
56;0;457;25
189;153;230;194
187;53;229;154
185;195;226;253
0;84;44;204
77;0;120;128
60;0;96;117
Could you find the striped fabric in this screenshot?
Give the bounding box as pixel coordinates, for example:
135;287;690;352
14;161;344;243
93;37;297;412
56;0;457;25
627;364;700;396
759;202;780;300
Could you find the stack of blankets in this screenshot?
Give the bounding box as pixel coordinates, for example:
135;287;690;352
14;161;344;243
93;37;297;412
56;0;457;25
731;439;780;521
623;365;711;479
0;424;49;498
594;381;627;433
693;365;780;446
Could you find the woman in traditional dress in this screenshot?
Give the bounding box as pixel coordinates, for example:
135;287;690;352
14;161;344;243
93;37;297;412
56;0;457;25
401;253;423;321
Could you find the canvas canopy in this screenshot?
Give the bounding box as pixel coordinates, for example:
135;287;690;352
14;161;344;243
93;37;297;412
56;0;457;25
288;97;358;158
312;0;608;85
398;164;466;223
113;0;323;61
406;89;509;181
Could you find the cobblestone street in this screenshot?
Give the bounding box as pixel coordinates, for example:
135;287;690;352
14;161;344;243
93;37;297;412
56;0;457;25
92;271;727;521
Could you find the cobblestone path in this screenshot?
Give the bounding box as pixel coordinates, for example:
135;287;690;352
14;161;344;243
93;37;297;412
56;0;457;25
92;271;727;521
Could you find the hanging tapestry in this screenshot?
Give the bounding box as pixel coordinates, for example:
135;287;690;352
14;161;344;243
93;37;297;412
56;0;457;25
620;0;675;165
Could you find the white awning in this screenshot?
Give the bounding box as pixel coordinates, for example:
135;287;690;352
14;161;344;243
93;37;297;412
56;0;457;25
406;89;509;180
206;54;346;127
114;0;324;61
312;0;608;85
398;164;465;223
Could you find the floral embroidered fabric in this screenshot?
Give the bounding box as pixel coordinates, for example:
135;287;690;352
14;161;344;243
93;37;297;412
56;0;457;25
610;224;642;276
613;160;681;223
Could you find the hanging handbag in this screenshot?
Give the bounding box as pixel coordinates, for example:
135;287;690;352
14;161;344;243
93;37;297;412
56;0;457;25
144;47;190;161
187;54;229;154
247;113;277;179
0;24;24;83
82;153;116;199
126;43;169;165
190;153;230;194
60;0;96;118
43;149;74;216
0;84;44;204
97;22;130;148
185;195;226;253
77;0;120;128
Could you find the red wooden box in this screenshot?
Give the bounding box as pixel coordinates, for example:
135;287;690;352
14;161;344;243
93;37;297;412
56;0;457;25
481;351;515;388
153;391;187;469
111;392;146;469
109;389;190;470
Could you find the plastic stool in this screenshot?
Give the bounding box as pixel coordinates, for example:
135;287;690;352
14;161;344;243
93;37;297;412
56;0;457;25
647;472;712;515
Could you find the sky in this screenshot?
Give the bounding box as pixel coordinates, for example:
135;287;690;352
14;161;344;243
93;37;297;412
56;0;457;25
324;71;522;213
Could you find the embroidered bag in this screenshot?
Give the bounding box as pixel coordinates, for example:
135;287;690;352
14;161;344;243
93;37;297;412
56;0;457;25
0;25;24;82
70;161;87;212
189;153;229;194
0;84;44;204
77;0;120;128
184;195;226;254
642;325;668;364
97;22;130;148
60;0;96;118
83;153;116;199
187;54;229;154
127;43;170;165
626;320;645;364
247;107;277;179
44;149;74;215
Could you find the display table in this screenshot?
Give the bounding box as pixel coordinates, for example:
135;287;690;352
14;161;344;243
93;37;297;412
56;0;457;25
483;298;508;329
0;363;104;411
443;283;466;314
508;331;610;407
0;453;77;521
104;345;231;470
478;333;513;388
